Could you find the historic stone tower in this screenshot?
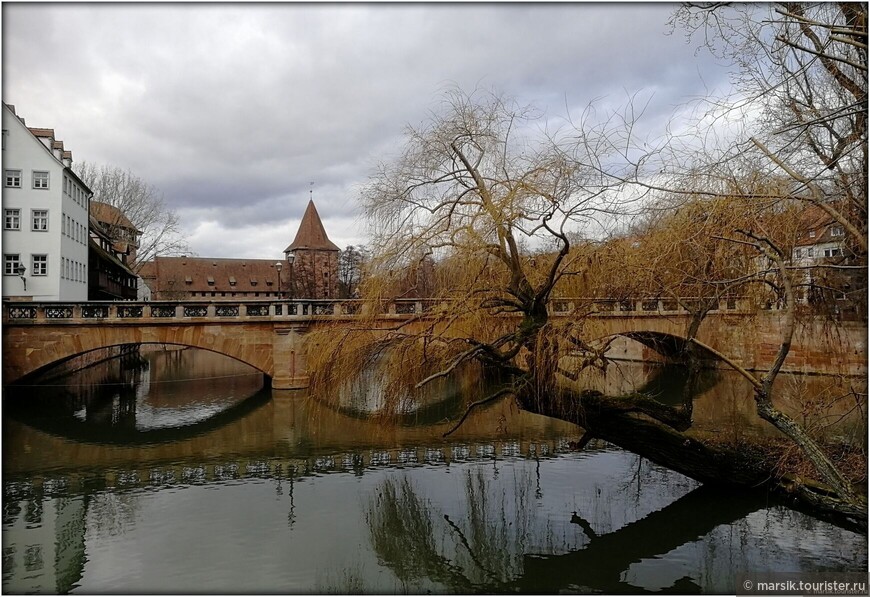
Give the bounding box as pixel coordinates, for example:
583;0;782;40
283;200;340;299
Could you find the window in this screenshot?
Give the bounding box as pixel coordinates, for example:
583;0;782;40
207;276;215;286
229;276;237;286
31;255;47;276
824;248;842;258
31;210;48;231
5;169;21;188
4;209;20;230
794;248;802;259
831;225;844;237
808;230;816;238
4;254;21;276
807;248;814;258
32;171;49;189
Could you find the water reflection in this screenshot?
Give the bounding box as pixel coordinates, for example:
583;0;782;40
573;361;866;445
356;450;864;594
321;357;486;426
4;348;267;445
2;348;866;594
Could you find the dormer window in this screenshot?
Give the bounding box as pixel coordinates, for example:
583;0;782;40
185;276;193;285
207;276;215;286
808;230;816;238
266;279;274;286
831;226;844;237
229;276;237;286
250;278;258;286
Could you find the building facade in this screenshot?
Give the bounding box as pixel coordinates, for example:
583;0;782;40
2;104;91;301
789;205;863;314
139;257;282;301
88;214;138;301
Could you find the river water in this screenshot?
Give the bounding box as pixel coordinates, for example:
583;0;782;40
2;347;866;593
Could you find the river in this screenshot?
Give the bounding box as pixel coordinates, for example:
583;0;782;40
2;347;866;593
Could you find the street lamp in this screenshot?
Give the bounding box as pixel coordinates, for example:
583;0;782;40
274;262;282;300
15;264;26;292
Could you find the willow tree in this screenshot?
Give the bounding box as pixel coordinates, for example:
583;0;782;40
353;89;663;415
304;89;865;527
312;90;738;472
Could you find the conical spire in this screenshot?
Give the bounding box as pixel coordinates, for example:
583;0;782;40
284;200;340;252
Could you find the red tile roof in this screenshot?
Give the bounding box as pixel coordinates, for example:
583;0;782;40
27;127;54;139
140;256;284;294
90;201;140;233
794;205;844;247
284;200;340;252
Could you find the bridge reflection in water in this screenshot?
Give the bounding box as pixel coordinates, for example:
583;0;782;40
2;347;866;594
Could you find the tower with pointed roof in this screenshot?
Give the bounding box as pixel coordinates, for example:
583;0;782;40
283;200;339;299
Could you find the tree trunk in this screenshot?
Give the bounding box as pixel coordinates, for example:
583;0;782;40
519;389;867;532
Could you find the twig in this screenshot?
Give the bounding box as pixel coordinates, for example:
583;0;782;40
443;387;515;437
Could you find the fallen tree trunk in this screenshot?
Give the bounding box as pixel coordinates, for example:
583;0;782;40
517;389;868;533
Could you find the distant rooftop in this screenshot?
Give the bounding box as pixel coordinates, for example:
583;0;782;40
284;199;340;252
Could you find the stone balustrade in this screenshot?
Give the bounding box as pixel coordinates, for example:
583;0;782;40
3;296;754;324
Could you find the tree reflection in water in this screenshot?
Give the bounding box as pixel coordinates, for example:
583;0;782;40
365;467;544;593
362;463;792;593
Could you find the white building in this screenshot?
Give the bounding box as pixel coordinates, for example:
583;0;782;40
2;103;91;301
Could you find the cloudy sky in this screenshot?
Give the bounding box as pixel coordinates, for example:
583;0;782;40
3;3;733;259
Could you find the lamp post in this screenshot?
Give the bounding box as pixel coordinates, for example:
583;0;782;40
274;262;282;300
15;264;26;292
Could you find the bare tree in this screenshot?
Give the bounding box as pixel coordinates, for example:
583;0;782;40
75;162;191;271
668;3;867;255
337;245;369;299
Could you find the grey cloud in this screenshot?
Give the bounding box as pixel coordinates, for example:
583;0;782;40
3;3;733;258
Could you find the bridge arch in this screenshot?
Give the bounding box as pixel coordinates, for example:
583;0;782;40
587;330;722;362
3;323;277;384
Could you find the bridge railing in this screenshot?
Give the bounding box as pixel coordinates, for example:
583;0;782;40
2;298;445;322
2;296;756;323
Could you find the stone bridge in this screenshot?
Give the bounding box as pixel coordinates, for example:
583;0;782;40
3;298;865;388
